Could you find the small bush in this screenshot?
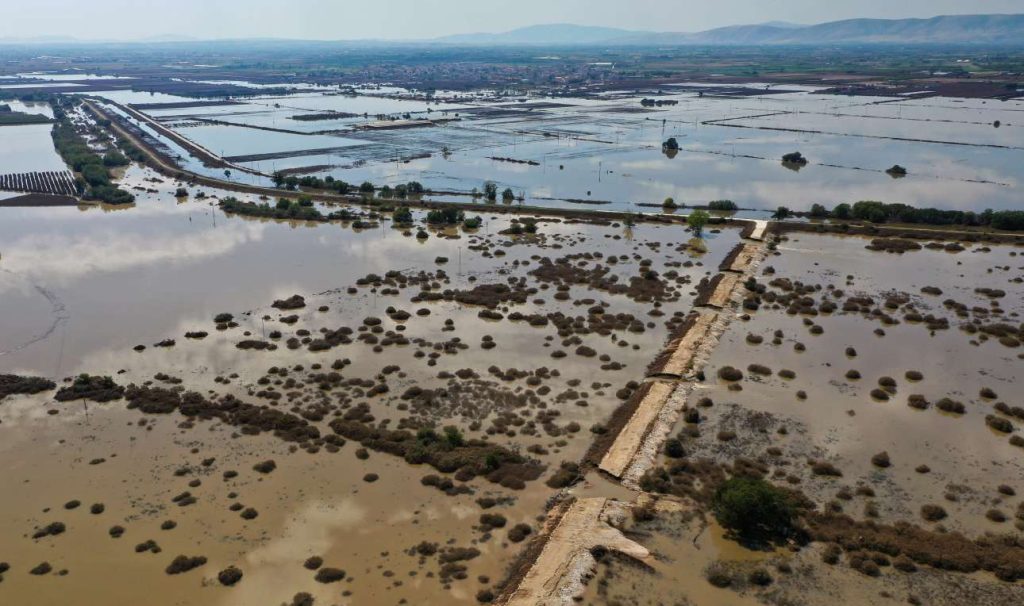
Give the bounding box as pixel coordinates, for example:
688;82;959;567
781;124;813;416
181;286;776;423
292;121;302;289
507;523;531;543
718;366;743;382
921;504;947;522
712;477;794;540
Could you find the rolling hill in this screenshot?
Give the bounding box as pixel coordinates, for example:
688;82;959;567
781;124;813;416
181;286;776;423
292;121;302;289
436;14;1024;46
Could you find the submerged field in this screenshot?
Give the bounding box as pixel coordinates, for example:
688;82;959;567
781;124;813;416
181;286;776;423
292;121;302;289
1;72;1023;606
585;232;1024;605
81;83;1024;214
0;164;736;605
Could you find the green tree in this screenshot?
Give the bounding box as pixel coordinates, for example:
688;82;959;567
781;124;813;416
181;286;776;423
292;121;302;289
392;206;414;224
712;476;794;541
102;150;129;167
708;200;737;211
808;203;829;218
687;209;710;236
772;206;792;220
483;181;498;201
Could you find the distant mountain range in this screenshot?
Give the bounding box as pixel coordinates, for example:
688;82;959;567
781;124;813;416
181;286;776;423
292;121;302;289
2;14;1022;47
435;14;1024;46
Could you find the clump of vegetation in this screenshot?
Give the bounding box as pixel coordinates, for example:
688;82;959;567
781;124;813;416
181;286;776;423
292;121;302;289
314;567;346;583
507;523;532;543
545;461;583;488
704;561;734;587
165;555;207;575
811;461;843;477
921;504;947;522
392;206;413;224
426;207;465;225
712;476;795;541
482;181;498;201
708;200;737;211
936;398;966;414
252;460;277;474
219;197;358;222
0;374;56;401
328;418;542;489
781;151;808;166
218;566;243;586
664;438;685;458
717;366;744;382
687;209;710;236
809;200;1024;231
54;374;124;402
662;197;678;209
50;110;135;204
479;513;507;530
499;218;539;235
986;415;1014;433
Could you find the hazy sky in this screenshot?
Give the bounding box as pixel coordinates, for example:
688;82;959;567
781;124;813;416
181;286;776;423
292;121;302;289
4;0;1024;40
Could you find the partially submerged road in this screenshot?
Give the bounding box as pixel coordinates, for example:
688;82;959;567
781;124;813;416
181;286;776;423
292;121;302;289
498;229;772;604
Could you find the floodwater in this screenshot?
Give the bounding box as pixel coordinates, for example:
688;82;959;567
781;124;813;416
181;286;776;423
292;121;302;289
669;233;1024;536
0;163;738;605
581;507;1022;606
0;118;65;174
79;83;1024;213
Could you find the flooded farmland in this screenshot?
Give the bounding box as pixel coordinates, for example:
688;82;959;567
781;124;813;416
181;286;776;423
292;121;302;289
1;45;1023;606
583;232;1024;606
79;84;1024;213
0;161;736;605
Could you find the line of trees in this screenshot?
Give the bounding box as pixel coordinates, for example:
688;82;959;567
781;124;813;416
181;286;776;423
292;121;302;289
51;119;135;204
272;172;426;200
219;196;357;222
804;201;1024;231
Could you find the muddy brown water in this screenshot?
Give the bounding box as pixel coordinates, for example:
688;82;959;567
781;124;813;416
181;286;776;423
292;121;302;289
663;233;1024;535
0;164;740;605
580;508;1023;606
575;233;1024;605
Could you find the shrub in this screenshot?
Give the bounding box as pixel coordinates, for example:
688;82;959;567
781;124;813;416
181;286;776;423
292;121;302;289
392;206;414;224
717;366;743;382
832;203;852;219
426;207;465;225
507;523;531;543
687;209;710;236
712;477;794;540
664;438;685;458
102;150;129;167
781;151;807;165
